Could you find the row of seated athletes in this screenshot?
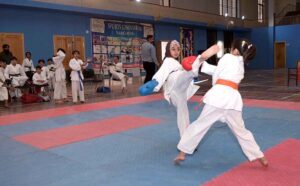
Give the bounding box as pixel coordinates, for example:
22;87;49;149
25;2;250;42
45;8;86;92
21;51;130;94
0;58;52;108
0;55;131;108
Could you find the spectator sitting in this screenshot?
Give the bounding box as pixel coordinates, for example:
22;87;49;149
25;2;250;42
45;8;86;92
4;57;28;98
33;66;48;86
33;65;49;97
38;59;49;80
47;58;56;90
104;56;128;93
0;59;9;108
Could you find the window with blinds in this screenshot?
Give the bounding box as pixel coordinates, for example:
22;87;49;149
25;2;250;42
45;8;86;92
219;0;239;18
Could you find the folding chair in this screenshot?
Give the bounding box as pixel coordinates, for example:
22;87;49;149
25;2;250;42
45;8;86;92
140;68;146;84
287;60;300;86
101;66;112;89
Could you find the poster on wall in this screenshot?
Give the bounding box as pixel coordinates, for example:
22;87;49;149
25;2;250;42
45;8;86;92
180;28;194;58
143;25;154;38
91;18;105;33
91;19;153;68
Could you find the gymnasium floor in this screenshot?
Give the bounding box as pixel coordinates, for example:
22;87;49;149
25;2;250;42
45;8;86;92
0;69;300;186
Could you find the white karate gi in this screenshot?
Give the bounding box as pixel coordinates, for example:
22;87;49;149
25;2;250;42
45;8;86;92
4;64;28;97
32;72;48;85
22;58;35;72
69;58;88;103
0;67;8;101
41;66;49;79
153;57;202;137
177;54;264;161
53;51;67;100
47;64;56;90
108;62;127;88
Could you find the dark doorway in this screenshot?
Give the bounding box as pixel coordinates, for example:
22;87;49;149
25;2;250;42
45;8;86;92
224;31;233;53
206;29;217;65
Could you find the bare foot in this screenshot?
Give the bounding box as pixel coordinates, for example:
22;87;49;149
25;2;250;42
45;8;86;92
174;151;186;165
258;157;268;167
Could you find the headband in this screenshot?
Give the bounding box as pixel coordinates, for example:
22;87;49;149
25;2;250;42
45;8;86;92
170;40;180;48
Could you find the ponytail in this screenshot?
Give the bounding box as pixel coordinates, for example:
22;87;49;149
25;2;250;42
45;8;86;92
243;44;256;62
231;38;256;63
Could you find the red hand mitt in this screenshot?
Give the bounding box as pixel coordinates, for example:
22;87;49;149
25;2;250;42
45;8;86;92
182;56;197;71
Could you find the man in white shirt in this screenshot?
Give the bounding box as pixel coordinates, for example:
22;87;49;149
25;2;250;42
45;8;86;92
69;50;88;103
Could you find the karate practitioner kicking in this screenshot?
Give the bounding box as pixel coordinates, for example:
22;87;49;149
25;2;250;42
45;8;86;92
174;39;268;167
139;40;219;138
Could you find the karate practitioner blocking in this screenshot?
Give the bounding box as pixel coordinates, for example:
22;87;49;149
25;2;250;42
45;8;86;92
139;40;219;138
174;39;268;167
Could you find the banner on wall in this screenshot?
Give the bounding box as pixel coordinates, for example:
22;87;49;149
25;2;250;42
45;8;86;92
91;19;153;68
180;28;194;58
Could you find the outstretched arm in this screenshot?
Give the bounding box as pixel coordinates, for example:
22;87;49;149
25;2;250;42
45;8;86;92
200;42;223;61
182;43;222;74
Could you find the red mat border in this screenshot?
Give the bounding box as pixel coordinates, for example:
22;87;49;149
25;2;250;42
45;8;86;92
190;96;300;110
203;138;300;186
13;115;161;149
1;94;300;126
0;94;162;126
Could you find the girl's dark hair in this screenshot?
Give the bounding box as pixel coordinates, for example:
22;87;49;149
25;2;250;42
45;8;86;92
231;38;256;63
164;41;172;61
25;52;31;56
